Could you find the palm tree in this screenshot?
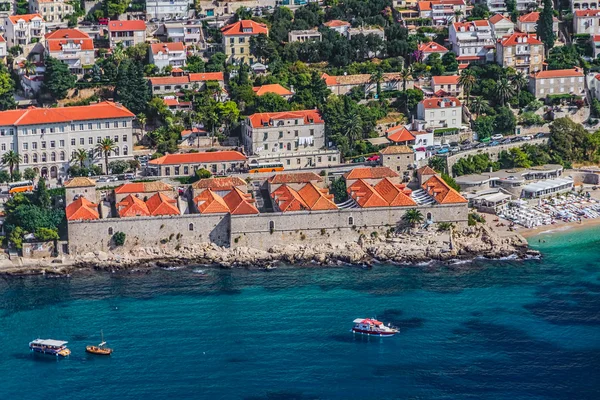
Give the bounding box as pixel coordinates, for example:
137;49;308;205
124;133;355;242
458;69;476;106
1;150;22;181
428;156;447;173
370;68;384;99
511;72;529;102
344;112;363;146
95;138;117;174
398;66;413;114
22;60;36;76
402;208;424;228
494;78;516;107
72;148;88;168
112;45;126;67
470;96;489;118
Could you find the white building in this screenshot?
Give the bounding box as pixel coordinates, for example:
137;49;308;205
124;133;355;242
574;9;600;35
107;20;146;48
486;0;541;13
28;0;72;25
518;12;559;35
0;35;7;61
150;42;186;70
44;28;95;75
4;14;45;48
417;0;467;26
156;22;203;46
323;20;351;35
0;102;135;179
417;97;463;130
146;0;189;20
489;13;515;38
288;29;322;43
449;20;495;67
417;41;449;61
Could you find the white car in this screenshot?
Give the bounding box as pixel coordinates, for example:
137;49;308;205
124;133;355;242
522;135;533;141
491;134;504;141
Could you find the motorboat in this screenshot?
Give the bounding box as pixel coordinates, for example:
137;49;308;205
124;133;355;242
351;318;399;337
29;339;71;357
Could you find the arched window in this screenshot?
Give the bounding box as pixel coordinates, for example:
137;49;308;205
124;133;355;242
51;152;56;162
426;212;432;222
123;145;129;156
32;153;38;163
348;216;354;226
41;153;47;162
108;227;113;235
60;151;65;161
286;143;291;150
188;223;194;231
114;147;120;156
23;154;29;163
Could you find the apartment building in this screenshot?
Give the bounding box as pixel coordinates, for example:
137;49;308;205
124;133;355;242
150;42;187;70
416;97;463;129
0;102;135;179
4;14;45;48
417;0;467;26
593;35;600;57
518;12;559;35
449;20;496;67
28;0;72;24
489;13;515;38
431;75;462;97
242;110;339;169
574;9;600;35
156;22;203;45
418;41;449;61
44;28;95;75
485;0;541;13
323;20;350;35
528;69;585;98
288;29;322;42
496;33;544;74
148;72;225;95
221;20;268;64
146;0;189;20
107;20;146;48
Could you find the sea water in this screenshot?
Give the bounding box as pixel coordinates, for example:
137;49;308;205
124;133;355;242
1;227;599;399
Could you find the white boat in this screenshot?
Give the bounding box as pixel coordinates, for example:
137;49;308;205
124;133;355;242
351;318;399;337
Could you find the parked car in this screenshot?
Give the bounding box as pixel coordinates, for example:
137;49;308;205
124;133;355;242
414;146;427;152
441;144;450;149
366;155;380;162
522;135;533;141
501;138;512;144
426;145;436;152
460;139;472;145
489;141;500;146
436;148;450;154
433;144;442;150
449;141;459;147
491;134;504;141
450;146;460;153
534;132;546;139
461;144;473;151
124;173;135;180
474;142;486;149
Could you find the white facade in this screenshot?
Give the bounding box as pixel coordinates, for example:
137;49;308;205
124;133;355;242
107;20;147;48
158;22;203;45
574;10;600;35
489;14;515;38
4;14;45;48
28;0;72;24
449;20;495;63
417;97;463;130
150;42;186;70
146;0;189;20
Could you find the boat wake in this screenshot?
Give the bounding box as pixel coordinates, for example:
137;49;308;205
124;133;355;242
161;266;185;271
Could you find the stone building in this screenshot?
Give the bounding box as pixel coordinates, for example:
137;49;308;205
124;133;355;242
488;13;514;38
344;166;400;187
323;20;350;35
288;29;322;43
148;72;225;96
64;177;96;203
113;181;175;203
496;32;544;75
417;41;448;61
379;146;414;182
416;97;463;130
28;0;71;24
528;68;585;99
148;151;248;176
221;19;268;64
449;20;495;68
431;75;462;97
267;172;323;193
573;9;600;35
517;12;559;35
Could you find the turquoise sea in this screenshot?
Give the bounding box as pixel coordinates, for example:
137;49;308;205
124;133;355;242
1;226;600;399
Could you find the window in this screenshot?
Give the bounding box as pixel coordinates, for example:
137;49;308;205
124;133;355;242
23;154;28;163
80;138;84;145
105;122;110;128
114;122;118;128
71;124;75;131
88;123;92;130
51;152;56;161
23;143;28;150
165;167;170;176
89;137;93;145
122;121;127;127
60;140;64;147
269;221;274;231
286;159;290;165
50;141;55;148
79;124;84;130
97;123;101;129
297;158;301;164
123;145;128;155
174;166;180;175
40;128;46;134
114;147;119;156
41;153;47;162
60;151;65;161
188;223;194;231
183;166;189;175
97;137;101;143
71;139;75;146
108;227;113;235
279;131;283;138
294;130;298;137
123;135;127;142
41;141;46;149
114;135;119;143
32;142;37;149
33;154;38;162
1;143;4;151
50;128;55;133
348;216;354;225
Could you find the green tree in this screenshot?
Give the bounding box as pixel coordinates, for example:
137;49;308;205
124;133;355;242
23;168;36;181
330;177;348;203
108;160;129;174
548;117;589;163
0;64;16;110
402;208;424;228
494;107;516;134
115;60;150;115
511;71;529;102
195;168;212;179
34;178;50;209
8;226;24;249
470;96;489;118
473;115;495;140
459;69;476;106
255;92;291;113
95;138;117;174
537;0;556;55
127;159;141;174
216;101;241;134
441;52;458;72
43;57;76;99
493;78;515;106
72;148;89;168
441;172;460;191
428;156;447;173
370;68;384;98
1;150;22;180
125;42;149;62
0;169;10;183
344;111;364;146
113;231;126;246
35;227;59;241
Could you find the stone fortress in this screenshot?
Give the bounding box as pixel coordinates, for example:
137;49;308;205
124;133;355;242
65;166;469;255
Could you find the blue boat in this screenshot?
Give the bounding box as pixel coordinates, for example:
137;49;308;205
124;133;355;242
29;339;71;357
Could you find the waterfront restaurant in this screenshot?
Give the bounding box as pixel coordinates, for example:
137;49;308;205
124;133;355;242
521;177;574;199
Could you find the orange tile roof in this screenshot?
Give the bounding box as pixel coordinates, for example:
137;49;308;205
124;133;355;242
247;110;323;129
417;166;437;175
452;20;490;31
223;187;259;215
530;68;584;79
321;72;338;86
386;126;416;143
420;97;461;109
145;192;180;216
46;29;94;52
151;42;185;55
422;175;467;204
347;179;389;208
45;28;89;40
498;33;542;47
181;127;207;138
108;20;146;32
324;20;351;27
344;167;399;180
194;189;231;214
271;184;309;212
489;13;511;24
114;181;172;194
0;102;135;126
518;11;559;22
379;145;413;155
432;75;460;85
0;35;5;43
192;176;247;190
117;195;150;217
221;20;268;36
418;0;464;11
148;151;247;165
374;178;416;206
9;14;42;24
66;197;99;221
267;172;323;184
64;177;96;187
188;72;225;82
252;84;293;97
148;72;224;86
574;9;600;16
297;182;337;211
418;41;448;53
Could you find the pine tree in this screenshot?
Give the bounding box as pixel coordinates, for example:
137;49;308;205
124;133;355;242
537;0;555;55
43;57;76;99
115;60;149;115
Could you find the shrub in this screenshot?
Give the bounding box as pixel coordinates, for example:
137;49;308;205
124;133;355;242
468;212;486;226
196;168;212;180
437;222;454;231
113;232;126;246
35;227;59;241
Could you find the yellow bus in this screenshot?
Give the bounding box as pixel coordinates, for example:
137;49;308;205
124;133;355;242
9;180;34;194
248;162;284;173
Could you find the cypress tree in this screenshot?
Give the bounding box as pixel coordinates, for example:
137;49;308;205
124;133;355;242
537;0;556;55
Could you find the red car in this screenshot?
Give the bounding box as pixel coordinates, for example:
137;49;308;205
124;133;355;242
366;155;380;162
414;147;426;152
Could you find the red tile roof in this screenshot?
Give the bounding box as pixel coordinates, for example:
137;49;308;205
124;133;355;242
145;192;180;216
379;145;413;155
267;172;323;185
188;72;225;82
0;102;134;126
574;9;600;16
422;175;467;204
418;41;448;53
46;28;94;52
418;0;465;11
271;184;309;212
324;20;351;27
420;97;461;109
221;20;268;36
344;167;399;180
252;84;293;97
347;179;389;208
151;42;185;55
181;127;207;138
223;187;259;215
374;178;416;206
386;126;416;143
194;189;231;214
192;176;247;191
530;68;584;79
148;151;247;165
247;110;324;129
9;14;42;24
297;182;337;211
108;20;146;32
148;72;224;86
432;75;460;85
66;197;99;221
417;166;437;175
114;181;172;194
117;195;150;217
489;13;511;24
64;177;96;187
452;20;490;30
321;73;338;86
0;35;5;43
498;33;542;47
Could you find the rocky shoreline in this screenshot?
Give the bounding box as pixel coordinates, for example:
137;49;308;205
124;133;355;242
0;225;540;276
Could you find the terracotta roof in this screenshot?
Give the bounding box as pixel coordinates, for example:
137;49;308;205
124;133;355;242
324;20;351;27
114;181;172;194
344;166;399;180
321;73;338;86
221;20;268;36
247;110;323;129
530;68;584;79
422;175;467;204
374;178;416;207
223;187;259;215
347;179;389;208
594;35;600;42
267;172;323;185
252;84;293;97
379;145;413;155
386;126;416;143
148;151;247;165
0;35;5;43
148;72;224;86
418;41;448;53
181;127;207;138
574;9;600;16
151;42;185;55
456;55;483;61
194;189;231;214
117;195;150;217
66;197;99;221
145;192;180;216
188;72;225;82
453;20;490;30
417;165;437;175
297;182;337;211
418;0;465;11
108;20;146;32
271;184;309;212
432;75;460;85
498;33;542;47
192;176;246;190
489;13;511;24
0;102;134;126
9;14;42;24
64;177;96;188
420;97;461;109
163;98;191;107
45;28;89;40
46;29;94;52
